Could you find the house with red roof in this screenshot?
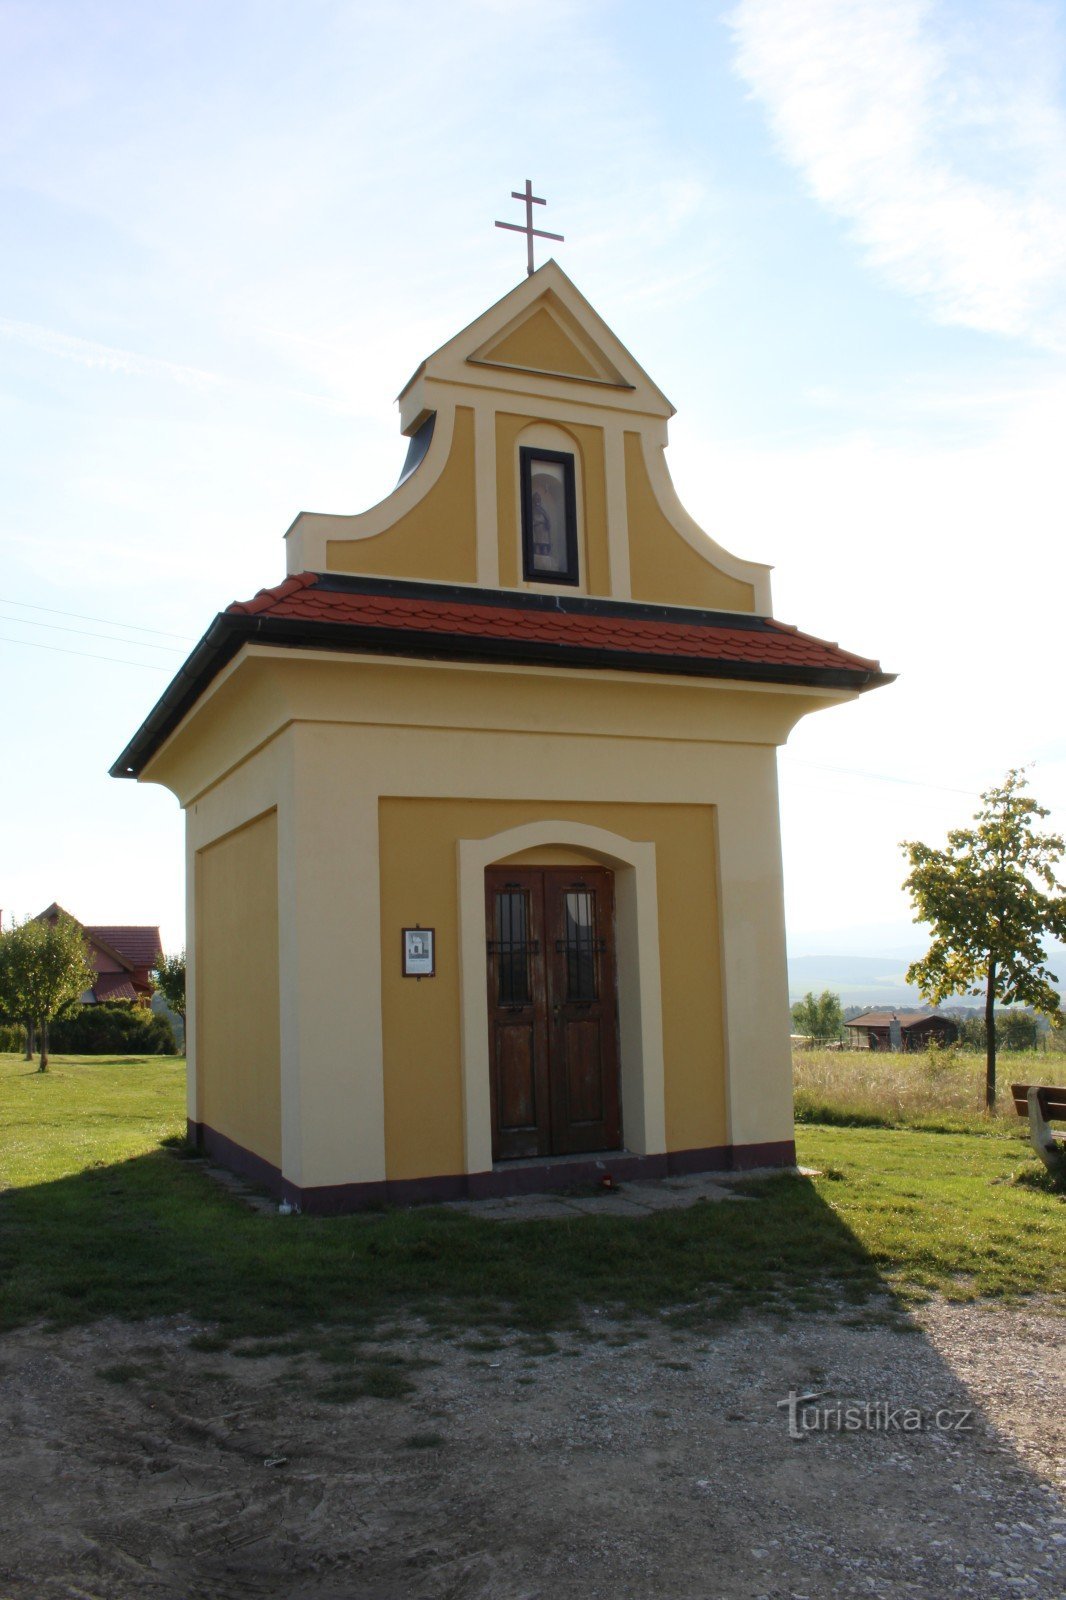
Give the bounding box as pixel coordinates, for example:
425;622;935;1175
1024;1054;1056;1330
113;259;892;1212
35;904;161;1005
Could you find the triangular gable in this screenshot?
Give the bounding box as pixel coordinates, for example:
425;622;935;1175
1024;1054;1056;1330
469;294;630;387
34;902;138;973
399;260;674;420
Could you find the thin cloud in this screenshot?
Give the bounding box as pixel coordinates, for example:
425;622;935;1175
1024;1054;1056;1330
0;318;226;389
729;0;1066;349
0;317;359;414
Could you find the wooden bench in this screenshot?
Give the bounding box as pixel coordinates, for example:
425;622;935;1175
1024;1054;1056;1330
1009;1082;1066;1178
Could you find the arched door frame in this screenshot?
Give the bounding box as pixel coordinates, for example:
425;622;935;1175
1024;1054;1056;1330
458;820;666;1174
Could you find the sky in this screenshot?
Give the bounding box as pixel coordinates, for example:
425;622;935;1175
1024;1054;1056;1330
2;0;1065;961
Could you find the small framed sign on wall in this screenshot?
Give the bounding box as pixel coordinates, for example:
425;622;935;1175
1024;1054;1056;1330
402;927;435;978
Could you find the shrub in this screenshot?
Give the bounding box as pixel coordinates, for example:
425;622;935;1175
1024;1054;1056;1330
46;1003;177;1056
998;1010;1040;1051
949;1009;1043;1052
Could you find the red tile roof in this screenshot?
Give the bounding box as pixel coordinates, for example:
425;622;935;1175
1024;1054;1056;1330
226;573;883;677
92;972;141;1003
86;925;163;971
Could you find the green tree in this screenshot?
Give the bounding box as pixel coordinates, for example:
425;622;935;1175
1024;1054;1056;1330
153;950;186;1025
953;1011;986;1052
902;770;1066;1111
997;1010;1039;1052
0;915;94;1071
0;923;36;1057
791;990;844;1044
0;935;21;1042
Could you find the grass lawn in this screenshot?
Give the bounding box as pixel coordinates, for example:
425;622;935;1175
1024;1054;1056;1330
0;1052;185;1184
0;1054;1062;1355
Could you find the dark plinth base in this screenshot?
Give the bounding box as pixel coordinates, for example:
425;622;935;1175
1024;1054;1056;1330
187;1119;796;1215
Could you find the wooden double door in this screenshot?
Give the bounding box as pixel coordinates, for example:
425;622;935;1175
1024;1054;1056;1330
485;866;621;1161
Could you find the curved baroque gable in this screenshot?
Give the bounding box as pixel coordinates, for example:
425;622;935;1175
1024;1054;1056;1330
285;262;770;614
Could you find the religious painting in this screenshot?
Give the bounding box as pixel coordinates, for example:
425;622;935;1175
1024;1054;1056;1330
520;447;578;584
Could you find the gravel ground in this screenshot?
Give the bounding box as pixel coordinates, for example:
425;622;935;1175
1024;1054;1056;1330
0;1296;1062;1600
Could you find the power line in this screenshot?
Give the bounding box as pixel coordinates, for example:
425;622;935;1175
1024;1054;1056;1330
0;595;195;642
0;612;185;652
0;634;171;672
781;757;980;797
781;756;1066;816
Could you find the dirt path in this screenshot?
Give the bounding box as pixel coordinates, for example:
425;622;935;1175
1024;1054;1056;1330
1;1298;1062;1600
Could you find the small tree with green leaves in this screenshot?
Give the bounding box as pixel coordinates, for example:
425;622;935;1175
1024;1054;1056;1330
153;950;186;1026
902;770;1066;1111
997;1010;1040;1052
0;915;94;1071
791;990;844;1044
0;934;22;1046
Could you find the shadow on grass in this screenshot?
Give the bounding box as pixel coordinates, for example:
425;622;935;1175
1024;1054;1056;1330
4;1114;1064;1599
0;1140;897;1343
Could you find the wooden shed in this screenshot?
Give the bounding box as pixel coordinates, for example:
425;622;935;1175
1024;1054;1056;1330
846;1011;958;1052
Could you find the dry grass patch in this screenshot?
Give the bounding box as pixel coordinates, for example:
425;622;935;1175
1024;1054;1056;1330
792;1046;1044;1132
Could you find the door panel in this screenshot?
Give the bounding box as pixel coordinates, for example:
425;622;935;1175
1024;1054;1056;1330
545;869;621;1155
560;1016;606;1124
486;866;621;1160
495;1019;538;1130
486;873;550;1159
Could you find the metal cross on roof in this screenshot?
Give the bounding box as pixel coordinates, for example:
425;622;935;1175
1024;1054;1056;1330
494;180;564;277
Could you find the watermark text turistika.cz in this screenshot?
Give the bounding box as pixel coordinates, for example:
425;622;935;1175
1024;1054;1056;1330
778;1391;974;1440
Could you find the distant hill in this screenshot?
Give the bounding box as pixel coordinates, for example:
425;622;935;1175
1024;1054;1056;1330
787;954;923;1008
788;942;1066;1009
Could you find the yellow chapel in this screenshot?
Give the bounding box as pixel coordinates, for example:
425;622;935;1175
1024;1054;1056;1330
114;261;891;1210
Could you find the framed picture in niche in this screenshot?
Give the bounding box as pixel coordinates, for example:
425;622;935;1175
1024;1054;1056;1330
520;447;578;584
402;927;435;978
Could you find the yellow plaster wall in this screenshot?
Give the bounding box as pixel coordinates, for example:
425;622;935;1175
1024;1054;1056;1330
479;305;602;380
498;844;602;867
378;796;725;1181
195;808;282;1167
570;421;611;596
624;433;756;612
325;407;478;582
154;651;819;1188
495;413;521;588
495;414;611;594
148;648;832;808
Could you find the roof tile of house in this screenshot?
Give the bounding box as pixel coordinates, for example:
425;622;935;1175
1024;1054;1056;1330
847;1011;950;1029
226;574;883;677
85;926;163;971
92;973;141;1003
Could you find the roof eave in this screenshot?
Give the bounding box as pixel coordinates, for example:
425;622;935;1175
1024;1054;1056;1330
111;612;893;780
110;613;246;781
